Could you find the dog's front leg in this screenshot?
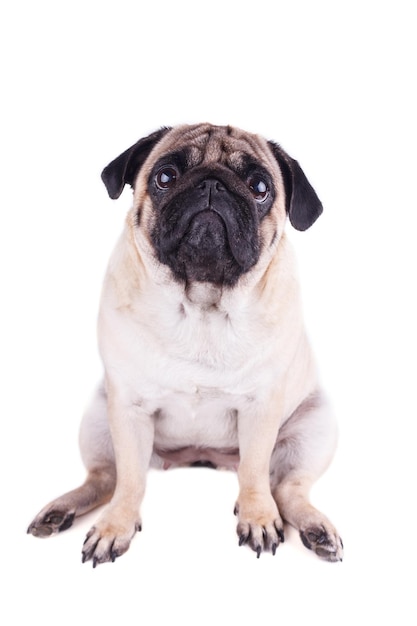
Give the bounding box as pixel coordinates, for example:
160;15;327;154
82;385;153;567
235;402;284;557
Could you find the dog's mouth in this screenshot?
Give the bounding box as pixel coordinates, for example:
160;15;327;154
184;209;228;255
151;174;261;286
174;209;233;284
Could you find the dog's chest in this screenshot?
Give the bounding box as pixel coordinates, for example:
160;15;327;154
126;294;276;448
144;293;272;387
100;267;287;450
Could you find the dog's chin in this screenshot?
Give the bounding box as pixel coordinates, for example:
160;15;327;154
157;210;250;286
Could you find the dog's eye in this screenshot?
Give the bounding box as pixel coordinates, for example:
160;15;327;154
156;166;178;190
248;176;269;202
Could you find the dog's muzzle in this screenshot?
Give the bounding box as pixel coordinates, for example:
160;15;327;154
153;175;260;286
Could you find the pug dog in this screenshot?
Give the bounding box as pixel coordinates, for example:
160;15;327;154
28;123;343;566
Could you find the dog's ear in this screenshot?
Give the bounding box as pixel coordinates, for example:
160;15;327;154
268;141;323;231
101;127;172;199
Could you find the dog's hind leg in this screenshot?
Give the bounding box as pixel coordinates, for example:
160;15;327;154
28;383;116;537
270;390;344;562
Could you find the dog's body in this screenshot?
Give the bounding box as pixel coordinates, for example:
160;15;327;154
28;124;343;565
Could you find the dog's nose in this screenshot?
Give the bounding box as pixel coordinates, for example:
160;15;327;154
198;178;226;195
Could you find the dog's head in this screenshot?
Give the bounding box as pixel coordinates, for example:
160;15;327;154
102;124;322;287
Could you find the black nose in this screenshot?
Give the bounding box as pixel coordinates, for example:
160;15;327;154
198;178;226;195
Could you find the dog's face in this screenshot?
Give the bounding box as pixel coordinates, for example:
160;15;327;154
102;124;323;287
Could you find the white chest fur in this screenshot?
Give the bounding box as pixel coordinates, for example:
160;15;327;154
99;279;282;450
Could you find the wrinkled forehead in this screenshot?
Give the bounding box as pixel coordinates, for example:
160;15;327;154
148;123;277;174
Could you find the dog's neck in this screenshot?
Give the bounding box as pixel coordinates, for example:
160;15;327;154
184;282;224;309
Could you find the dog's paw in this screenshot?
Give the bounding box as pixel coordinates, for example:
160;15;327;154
27;507;76;538
81;511;141;567
299;524;343;562
234;493;284;557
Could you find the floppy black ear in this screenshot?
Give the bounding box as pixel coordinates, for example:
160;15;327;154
268;141;323;231
101;127;172;199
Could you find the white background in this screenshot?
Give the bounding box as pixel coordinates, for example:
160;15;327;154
1;0;416;623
